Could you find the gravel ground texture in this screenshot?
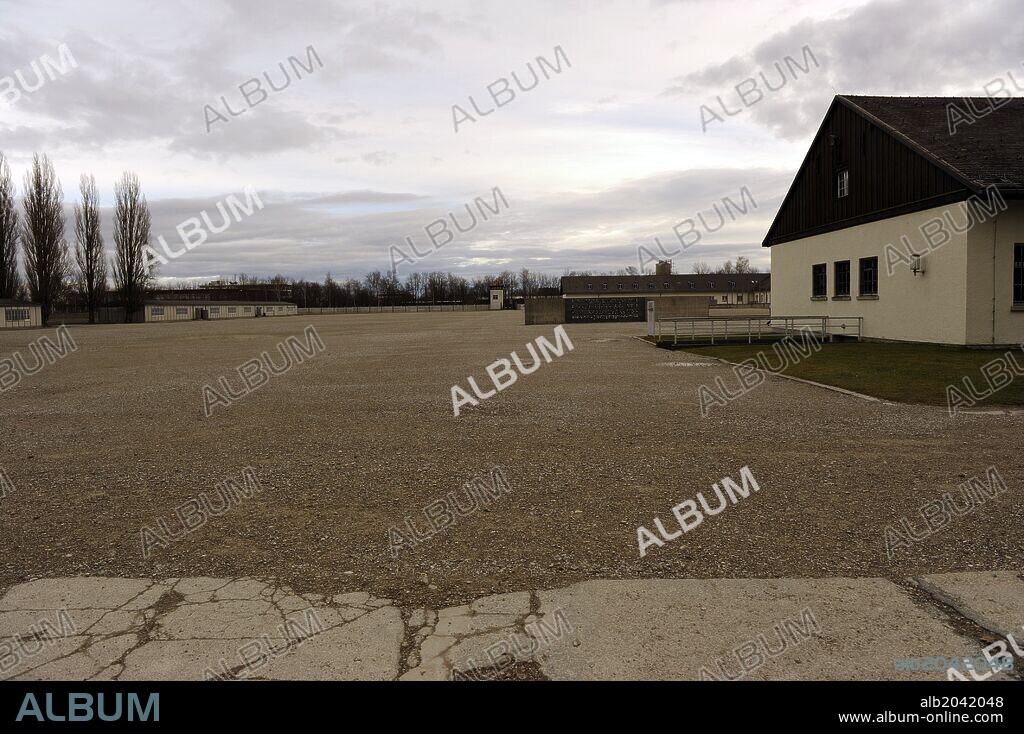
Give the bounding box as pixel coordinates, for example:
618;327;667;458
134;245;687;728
0;311;1021;608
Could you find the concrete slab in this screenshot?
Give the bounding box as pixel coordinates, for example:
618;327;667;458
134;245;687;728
0;578;157;611
0;575;1013;681
118;639;257;681
915;571;1024;639
260;607;403;680
531;578;987;681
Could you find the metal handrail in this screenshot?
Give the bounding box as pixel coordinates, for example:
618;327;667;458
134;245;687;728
653;315;863;344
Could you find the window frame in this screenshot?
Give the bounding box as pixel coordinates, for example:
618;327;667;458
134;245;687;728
1014;244;1024;306
834;260;851;297
859;256;878;296
812;263;827;298
837;169;849;199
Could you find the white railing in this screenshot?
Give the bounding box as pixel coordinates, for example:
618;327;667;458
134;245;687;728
653;315;863;345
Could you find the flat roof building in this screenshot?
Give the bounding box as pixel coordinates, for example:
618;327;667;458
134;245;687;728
560;273;771;306
143;301;297;322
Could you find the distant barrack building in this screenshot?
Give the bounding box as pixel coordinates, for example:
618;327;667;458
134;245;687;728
143;301;297;322
559;271;771;306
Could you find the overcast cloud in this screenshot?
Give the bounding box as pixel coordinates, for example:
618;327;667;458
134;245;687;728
1;0;1020;282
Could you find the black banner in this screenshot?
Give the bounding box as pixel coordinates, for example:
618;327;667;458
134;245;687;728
0;681;1015;727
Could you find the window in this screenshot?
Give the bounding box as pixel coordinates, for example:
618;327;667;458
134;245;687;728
151;307;164;316
1015;244;1024;305
617;283;624;290
244;306;253;312
834;260;851;297
647;282;655;290
601;283;608;290
737;294;744;304
837;169;849;198
5;308;29;321
492;294;498;300
210;307;220;313
859;256;878;296
228;307;237;314
663;281;670;289
176;307;188;316
632;282;639;290
587;283;593;291
812;263;827;297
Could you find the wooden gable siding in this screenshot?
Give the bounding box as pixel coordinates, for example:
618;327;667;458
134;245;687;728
763;99;972;246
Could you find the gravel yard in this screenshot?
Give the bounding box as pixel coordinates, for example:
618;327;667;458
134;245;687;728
0;310;1021;609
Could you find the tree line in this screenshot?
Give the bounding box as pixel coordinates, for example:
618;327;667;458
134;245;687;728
0;152;153;325
0;152;766;323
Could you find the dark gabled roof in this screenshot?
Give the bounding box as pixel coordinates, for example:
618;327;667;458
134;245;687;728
840;96;1024;190
561;273;770;295
762;95;1024;247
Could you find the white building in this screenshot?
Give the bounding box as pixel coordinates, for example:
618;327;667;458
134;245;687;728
143;301;297;322
0;300;43;329
489;284;504;310
765;95;1024;346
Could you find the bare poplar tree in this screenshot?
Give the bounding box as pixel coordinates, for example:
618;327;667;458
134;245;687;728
0;152;19;299
21;153;69;324
111;172;152;322
74;174;107;323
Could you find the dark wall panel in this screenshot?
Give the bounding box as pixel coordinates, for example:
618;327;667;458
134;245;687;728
764;102;970;246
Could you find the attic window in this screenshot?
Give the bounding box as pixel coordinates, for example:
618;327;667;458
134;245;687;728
837;169;849;199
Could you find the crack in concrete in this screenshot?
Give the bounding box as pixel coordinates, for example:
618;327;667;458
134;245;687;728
902;577;1022;681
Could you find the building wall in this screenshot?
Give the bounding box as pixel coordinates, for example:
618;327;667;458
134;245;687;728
146;304;196;322
266;304;297;316
650;296;711;318
770;202;970;344
965;201;1024;346
0;305;43;329
145;303;297;322
207;305;251;319
524;297;565;325
489;289;504;310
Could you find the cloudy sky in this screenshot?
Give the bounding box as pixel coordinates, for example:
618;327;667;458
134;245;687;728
1;0;1021;283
